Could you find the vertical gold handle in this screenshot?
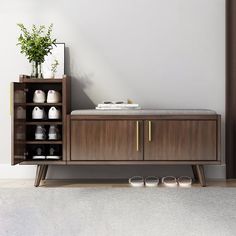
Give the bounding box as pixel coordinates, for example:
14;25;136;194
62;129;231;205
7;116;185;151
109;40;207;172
148;121;152;142
136;121;139;151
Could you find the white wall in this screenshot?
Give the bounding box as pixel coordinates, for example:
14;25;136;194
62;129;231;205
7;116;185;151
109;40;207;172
0;0;225;179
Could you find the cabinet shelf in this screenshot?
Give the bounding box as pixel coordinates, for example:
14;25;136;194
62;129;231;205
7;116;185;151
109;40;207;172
15;103;62;106
15;140;62;144
20;78;63;83
25;121;63;125
25;141;62;144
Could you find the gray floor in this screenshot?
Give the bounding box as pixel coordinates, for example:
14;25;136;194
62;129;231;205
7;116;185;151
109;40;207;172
0;187;236;236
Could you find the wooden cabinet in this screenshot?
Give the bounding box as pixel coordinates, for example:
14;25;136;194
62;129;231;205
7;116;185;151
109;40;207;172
11;75;71;166
12;83;26;165
69;116;220;164
11;84;221;187
70;120;143;161
144;120;217;161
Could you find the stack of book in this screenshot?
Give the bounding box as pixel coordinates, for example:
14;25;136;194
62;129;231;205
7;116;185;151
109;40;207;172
96;102;141;110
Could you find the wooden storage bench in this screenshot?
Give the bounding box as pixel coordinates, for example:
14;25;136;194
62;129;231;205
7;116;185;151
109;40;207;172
11;77;221;187
67;109;221;187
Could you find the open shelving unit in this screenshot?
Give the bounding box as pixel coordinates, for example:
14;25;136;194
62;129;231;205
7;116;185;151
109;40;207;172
11;75;71;165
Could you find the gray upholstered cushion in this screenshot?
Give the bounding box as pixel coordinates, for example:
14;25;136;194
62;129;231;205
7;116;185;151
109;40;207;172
71;109;217;115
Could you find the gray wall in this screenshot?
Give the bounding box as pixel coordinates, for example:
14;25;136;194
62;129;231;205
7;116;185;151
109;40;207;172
0;0;225;178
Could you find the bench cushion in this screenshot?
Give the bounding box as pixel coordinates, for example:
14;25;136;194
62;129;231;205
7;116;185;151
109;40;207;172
71;109;217;115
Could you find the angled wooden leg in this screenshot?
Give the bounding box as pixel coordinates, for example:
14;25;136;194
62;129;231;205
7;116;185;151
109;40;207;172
42;165;48;181
196;165;206;187
191;165;199;181
34;165;45;187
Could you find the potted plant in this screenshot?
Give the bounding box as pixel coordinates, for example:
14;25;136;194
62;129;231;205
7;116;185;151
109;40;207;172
17;24;56;78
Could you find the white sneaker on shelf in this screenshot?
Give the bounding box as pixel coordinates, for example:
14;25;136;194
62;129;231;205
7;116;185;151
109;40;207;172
48;107;61;119
35;125;46;140
14;90;26;103
48;125;61;140
33;90;46;103
32;147;46;160
16;125;25;140
46;147;61;160
47;90;61;103
16;106;26;119
32;107;46;120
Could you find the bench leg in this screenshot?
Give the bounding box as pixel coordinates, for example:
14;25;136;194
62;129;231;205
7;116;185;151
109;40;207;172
34;165;46;187
196;165;206;187
191;165;199;181
42;165;48;181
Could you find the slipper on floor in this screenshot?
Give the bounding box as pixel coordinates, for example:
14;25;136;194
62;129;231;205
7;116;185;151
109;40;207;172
129;176;144;187
177;176;192;187
162;176;178;187
145;176;159;187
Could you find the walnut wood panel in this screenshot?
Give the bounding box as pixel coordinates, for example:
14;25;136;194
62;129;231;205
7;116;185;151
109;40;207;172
20;75;63;83
62;76;71;161
144;120;217;161
70;120;143;161
65;160;220;165
226;0;236;178
12;82;26;165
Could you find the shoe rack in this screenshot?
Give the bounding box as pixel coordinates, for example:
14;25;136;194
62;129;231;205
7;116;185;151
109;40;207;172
11;75;71;164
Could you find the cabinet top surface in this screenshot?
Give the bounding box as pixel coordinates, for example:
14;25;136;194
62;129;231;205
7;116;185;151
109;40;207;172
71;109;217;116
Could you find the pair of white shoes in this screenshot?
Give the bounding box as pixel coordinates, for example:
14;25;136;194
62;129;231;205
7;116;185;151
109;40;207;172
32;147;61;160
161;176;192;187
33;90;61;103
16;106;26;119
35;125;61;140
14;90;26;103
129;176;159;187
32;107;61;120
129;176;192;187
15;125;25;140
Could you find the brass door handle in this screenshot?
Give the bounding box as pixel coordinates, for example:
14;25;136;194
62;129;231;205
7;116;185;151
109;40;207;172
136;121;139;151
148;121;152;142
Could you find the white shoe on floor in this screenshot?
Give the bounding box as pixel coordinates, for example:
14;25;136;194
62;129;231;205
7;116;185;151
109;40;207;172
32;107;46;120
48;125;61;140
48;107;61;119
35;125;46;140
47;90;61;103
129;176;144;187
177;176;192;187
162;176;178;187
145;176;159;187
33;90;46;103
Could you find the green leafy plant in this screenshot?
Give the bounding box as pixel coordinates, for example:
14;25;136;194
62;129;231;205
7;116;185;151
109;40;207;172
17;23;56;64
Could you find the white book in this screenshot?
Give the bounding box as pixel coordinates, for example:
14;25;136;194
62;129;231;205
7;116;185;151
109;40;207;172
96;107;141;110
97;104;139;108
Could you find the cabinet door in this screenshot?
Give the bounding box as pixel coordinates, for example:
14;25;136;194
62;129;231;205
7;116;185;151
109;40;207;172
11;82;26;165
70;120;143;161
144;120;217;161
